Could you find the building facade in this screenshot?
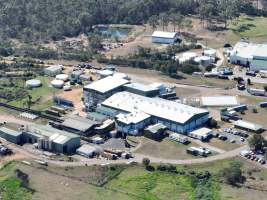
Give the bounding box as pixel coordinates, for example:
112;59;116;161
102;92;209;135
83;76;129;110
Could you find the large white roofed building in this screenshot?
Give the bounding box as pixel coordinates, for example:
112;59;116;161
230;41;267;71
102;91;209;134
152;31;180;44
83;76;130;110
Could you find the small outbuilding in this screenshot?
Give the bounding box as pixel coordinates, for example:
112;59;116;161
76;144;103;158
44;65;63;76
144;123;167;141
97;70;114;78
188;128;212;141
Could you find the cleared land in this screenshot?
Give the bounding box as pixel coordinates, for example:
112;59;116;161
118;67;235;89
134;137;207;160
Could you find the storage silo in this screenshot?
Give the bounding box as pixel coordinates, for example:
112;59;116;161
26;79;42;88
56;74;69;82
51;79;64;89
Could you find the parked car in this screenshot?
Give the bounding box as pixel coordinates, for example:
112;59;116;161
246;71;256;77
237;84;246;90
218;135;228;141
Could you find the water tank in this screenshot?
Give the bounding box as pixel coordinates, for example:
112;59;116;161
63;85;71;91
51;79;64;89
200;56;212;67
56;74;69;82
26;79;42;88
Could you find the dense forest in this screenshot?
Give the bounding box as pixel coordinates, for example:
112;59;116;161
0;0;259;42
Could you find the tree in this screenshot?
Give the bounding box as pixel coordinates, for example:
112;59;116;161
221;161;243;185
142;158;150;167
148;15;159;30
248;134;266;152
264;85;267;92
159;13;169;31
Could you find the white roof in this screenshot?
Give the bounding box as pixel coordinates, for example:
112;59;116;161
152;31;177;39
98;69;114;76
116;111;151;124
233;120;263;131
124;82;158;92
53;135;68;144
45;65;63;71
204;49;216;56
113;72;129;79
231;41;267;59
189;127;212;137
84;76;129;93
201;96;239;107
76;144;102;155
149;83;165;89
102;92;208;124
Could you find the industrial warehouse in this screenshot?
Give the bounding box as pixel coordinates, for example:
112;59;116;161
101;91;209;135
230;41;267;71
83;75;130;109
0;125;80;154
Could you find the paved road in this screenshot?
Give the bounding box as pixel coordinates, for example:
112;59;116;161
0;137;247;167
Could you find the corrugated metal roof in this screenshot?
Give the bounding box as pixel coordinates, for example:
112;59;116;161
233;120;263;131
62;115;98;132
189;127;212;137
152;31;177;39
84;76;129;93
102;91;208;124
116;111;151;124
0;127;22;137
201;96;239;107
124;82;158;92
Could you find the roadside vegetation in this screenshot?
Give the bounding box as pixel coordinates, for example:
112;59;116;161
1;158;266;200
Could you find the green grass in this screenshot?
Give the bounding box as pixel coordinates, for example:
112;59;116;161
106;166;221;200
8;76;58;110
0;162;32;200
0;177;32;200
229;16;267;42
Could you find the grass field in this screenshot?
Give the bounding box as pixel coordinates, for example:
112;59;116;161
134;137;199;160
8;76;58;110
229;16;267;43
1;158;267;200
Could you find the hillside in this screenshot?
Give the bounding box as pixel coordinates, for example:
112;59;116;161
0;0;257;43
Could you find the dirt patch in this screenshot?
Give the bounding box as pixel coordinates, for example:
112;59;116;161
57;88;86;117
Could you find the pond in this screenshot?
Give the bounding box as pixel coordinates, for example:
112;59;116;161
95;26;131;40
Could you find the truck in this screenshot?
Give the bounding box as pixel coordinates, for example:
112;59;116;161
247;88;266;96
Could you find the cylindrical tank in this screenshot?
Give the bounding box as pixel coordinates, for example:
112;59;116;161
63;85;71;91
56;74;69;82
26;79;42;88
51;79;64;89
200;56;212;67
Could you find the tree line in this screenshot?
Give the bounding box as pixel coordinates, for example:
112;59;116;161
0;0;258;42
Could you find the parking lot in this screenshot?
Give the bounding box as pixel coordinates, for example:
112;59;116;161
240;150;266;165
214;127;248;145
